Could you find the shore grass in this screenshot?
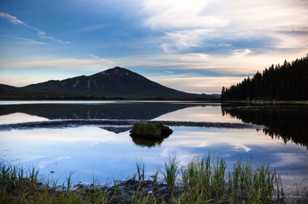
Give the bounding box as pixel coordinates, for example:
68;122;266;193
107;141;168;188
177;158;283;204
0;157;285;204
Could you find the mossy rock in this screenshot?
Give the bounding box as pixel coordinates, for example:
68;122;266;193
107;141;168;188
130;122;173;139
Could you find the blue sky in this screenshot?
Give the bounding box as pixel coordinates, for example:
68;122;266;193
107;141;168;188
0;0;307;93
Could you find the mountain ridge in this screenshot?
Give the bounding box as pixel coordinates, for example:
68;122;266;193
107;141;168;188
0;67;217;100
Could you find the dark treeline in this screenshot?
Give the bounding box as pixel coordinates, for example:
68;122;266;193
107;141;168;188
221;54;308;100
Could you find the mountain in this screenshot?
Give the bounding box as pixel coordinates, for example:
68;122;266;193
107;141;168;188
0;84;29;98
0;67;215;100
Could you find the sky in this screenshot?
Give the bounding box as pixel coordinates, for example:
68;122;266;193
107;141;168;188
0;0;307;94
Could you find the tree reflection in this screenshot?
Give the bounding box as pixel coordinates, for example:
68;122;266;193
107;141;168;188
222;104;308;148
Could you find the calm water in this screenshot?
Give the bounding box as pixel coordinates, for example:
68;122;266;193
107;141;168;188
0;101;307;194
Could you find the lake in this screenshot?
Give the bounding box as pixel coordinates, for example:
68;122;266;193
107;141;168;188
0;101;307;195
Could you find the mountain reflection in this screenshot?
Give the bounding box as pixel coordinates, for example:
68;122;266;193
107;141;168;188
0;102;196;120
100;126;131;134
221;104;308;148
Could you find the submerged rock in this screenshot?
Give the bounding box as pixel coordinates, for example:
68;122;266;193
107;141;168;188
130;122;173;140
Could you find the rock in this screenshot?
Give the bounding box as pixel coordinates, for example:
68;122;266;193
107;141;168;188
130;122;173;140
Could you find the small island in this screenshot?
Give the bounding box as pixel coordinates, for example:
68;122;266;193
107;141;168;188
130;122;173;139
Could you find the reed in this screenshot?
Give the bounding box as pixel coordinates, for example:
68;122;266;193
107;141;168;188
163;157;178;198
0;157;285;204
136;162;145;182
177;158;283;204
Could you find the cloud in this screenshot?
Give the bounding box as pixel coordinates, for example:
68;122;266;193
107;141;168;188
152;75;245;93
142;0;229;30
160;29;210;53
15;37;46;45
0;56;115;69
37;31;70;45
232;49;252;56
137;0;308;54
0;11;70;45
278;26;308;36
0;35;47;46
2;47;306;74
0;12;25;25
119;49;307;74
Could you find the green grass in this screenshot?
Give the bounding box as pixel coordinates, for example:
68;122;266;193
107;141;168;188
0;157;285;204
0;164;108;204
136;162;145;182
177;158;283;204
164;158;178;198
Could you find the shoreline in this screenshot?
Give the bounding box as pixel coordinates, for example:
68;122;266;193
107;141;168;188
1;158;308;204
1;99;308;105
222;100;308;105
0;119;260;130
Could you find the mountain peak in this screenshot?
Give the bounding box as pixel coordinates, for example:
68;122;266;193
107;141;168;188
104;66;131;74
95;67;135;76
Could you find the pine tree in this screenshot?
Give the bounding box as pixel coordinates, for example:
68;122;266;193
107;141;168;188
221;54;308;100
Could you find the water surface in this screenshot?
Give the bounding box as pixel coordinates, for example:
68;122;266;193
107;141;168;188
0;101;307;194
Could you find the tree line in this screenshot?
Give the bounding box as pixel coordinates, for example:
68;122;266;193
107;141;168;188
221;54;308;100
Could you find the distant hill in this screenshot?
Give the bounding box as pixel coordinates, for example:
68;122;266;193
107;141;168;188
0;67;215;100
221;54;308;100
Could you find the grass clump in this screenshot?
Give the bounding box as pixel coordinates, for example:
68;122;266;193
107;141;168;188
136;162;145;182
0;164;108;204
0;157;285;204
177;158;283;204
164;158;178;198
